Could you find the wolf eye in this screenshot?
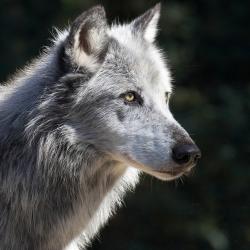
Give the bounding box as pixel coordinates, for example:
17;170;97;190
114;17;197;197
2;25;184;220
120;91;143;105
165;92;171;103
124;92;135;102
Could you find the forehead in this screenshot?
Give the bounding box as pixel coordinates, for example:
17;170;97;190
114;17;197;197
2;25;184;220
107;25;172;94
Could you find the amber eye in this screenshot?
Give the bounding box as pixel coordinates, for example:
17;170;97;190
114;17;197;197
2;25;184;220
120;91;143;105
124;92;135;102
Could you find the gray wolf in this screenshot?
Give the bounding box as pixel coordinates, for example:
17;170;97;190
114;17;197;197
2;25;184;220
0;3;201;250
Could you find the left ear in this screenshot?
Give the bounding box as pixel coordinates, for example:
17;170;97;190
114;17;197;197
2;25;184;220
64;5;108;72
131;3;161;43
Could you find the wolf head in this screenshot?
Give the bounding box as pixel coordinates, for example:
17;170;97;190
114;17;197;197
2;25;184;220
50;4;201;181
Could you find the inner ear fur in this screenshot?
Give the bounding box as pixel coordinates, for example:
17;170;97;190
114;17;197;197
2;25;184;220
132;3;161;43
65;5;108;69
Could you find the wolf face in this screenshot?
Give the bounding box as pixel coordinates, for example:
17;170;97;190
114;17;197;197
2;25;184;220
57;4;201;181
0;4;202;249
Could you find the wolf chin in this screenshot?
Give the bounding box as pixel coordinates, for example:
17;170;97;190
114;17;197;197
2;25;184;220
0;4;201;250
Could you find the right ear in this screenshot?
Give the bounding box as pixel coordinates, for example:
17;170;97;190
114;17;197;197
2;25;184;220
131;3;161;43
65;5;108;72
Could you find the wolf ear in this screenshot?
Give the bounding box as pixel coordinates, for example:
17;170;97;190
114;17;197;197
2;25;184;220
131;3;161;43
65;5;108;71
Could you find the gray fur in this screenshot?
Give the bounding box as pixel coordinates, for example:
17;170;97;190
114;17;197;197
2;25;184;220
0;4;199;250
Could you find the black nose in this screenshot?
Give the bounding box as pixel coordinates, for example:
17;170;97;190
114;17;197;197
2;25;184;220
172;144;201;165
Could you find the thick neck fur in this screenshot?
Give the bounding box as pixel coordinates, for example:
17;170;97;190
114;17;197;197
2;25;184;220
0;43;139;250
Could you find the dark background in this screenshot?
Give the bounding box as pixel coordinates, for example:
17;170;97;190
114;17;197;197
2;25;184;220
0;0;249;249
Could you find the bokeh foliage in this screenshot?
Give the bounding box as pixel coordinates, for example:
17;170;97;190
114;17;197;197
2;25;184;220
0;0;249;249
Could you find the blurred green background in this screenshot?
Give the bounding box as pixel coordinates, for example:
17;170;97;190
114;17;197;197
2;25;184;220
0;0;249;249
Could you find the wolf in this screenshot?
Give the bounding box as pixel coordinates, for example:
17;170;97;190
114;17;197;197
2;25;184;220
0;3;201;250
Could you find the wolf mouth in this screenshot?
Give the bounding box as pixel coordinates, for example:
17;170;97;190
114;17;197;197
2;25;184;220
118;153;195;179
154;165;194;176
